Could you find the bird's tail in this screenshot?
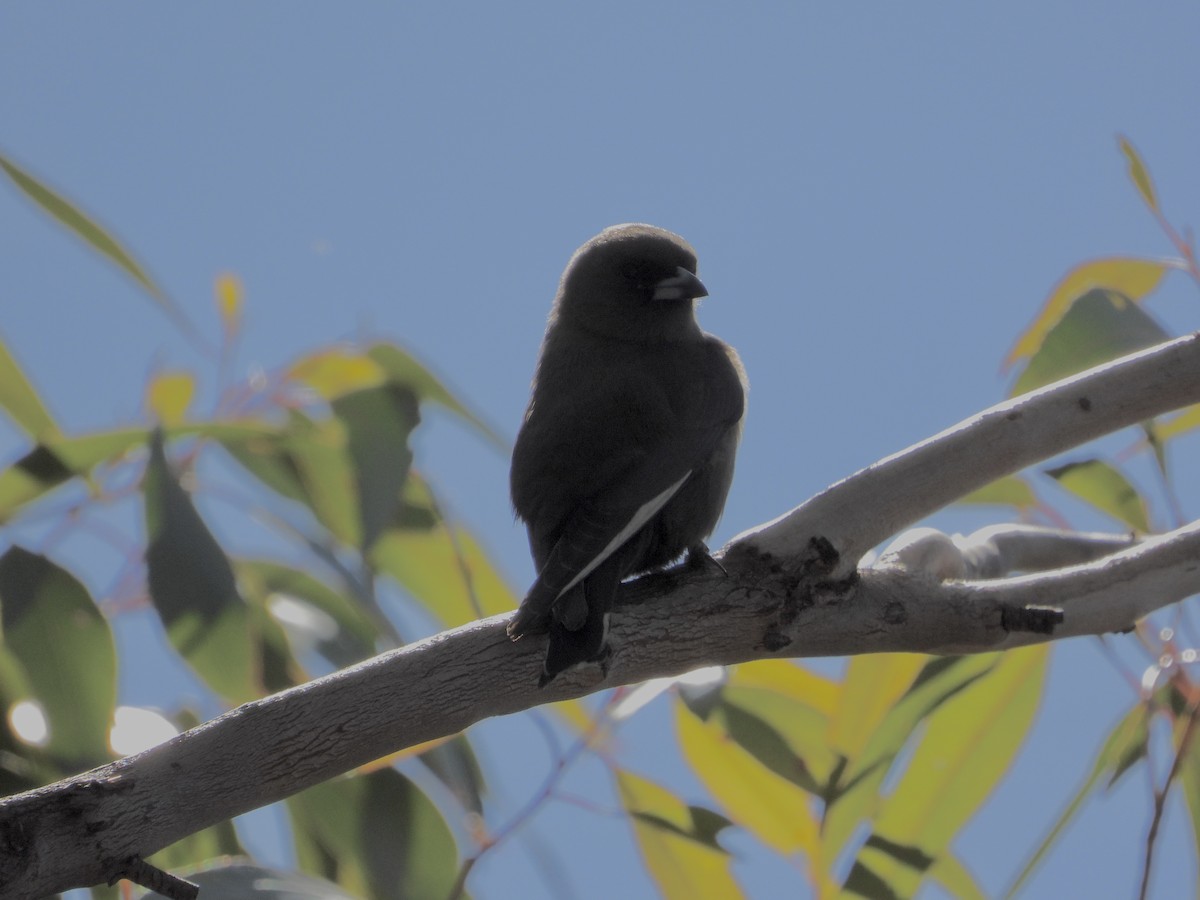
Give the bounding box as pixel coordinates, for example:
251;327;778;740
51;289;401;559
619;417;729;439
539;595;611;687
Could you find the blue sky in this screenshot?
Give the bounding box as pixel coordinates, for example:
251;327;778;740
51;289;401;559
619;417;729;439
4;3;1200;898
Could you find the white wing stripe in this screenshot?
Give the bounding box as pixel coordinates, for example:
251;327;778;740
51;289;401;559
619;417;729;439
555;471;691;600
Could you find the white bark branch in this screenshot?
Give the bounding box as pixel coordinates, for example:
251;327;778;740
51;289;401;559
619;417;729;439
740;332;1200;577
3;334;1200;897
878;524;1140;580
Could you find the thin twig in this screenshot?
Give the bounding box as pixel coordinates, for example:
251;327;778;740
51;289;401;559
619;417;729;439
1138;676;1200;900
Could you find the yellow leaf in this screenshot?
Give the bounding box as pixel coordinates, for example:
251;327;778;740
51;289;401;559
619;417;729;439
958;474;1038;510
874;646;1047;858
826;654;926;760
288;348;385;400
215;272;243;337
723;660;841;789
729;659;839;718
1119;135;1158;212
678;702;821;862
370;525;518;627
1158;404;1200;441
145;371;196;426
616;770;743;900
0;152;180;323
1003;257;1175;369
0;336;60;440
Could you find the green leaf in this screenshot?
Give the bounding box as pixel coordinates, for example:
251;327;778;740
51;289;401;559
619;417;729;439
718;662;840;790
616;769;743;900
221;413;363;546
0;547;116;764
143;431;257;703
1119;135;1158;212
289;769;459;900
864;646;1047;897
0;336;59;440
418;734;487;816
0;422;275;524
332;385;420;551
238;560;382;669
958;475;1038;510
0;151;184;328
710;694;829;795
370;511;518;627
928;852;988;900
1010;288;1171;397
823;655;997;864
1177;711;1200;882
1044;458;1150;532
1004;260;1175;373
144;863;356;900
369;343;507;450
146;820;243;876
827;655;927;761
677;701;820;861
1157;405;1200;441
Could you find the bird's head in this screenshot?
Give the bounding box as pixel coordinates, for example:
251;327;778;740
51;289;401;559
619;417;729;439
555;224;709;341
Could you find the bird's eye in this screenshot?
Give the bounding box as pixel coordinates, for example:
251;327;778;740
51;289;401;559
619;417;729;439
621;260;654;289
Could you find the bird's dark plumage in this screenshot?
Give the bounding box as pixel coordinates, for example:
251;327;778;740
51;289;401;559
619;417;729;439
508;224;746;685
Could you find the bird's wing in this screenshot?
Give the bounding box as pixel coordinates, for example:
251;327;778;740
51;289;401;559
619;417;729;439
508;412;729;640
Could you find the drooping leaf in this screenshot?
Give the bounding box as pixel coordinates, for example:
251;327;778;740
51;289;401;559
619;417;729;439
143;431;256;703
0;151;184;327
249;589;304;695
1044;458;1150;532
1010;288;1171;397
221;412;362;546
957;475;1038;511
371;518;518;627
677;701;821;862
417;734;487;816
1118;135;1158;212
1005;261;1175;374
289;768;459;900
827;654;926;762
616;769;743;900
0;336;59;440
822;655;998;863
0;547;116;764
713;662;841;790
863;646;1047;897
333;384;420;551
369;343;506;450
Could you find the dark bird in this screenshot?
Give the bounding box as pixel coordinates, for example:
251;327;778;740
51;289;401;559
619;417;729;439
508;224;746;686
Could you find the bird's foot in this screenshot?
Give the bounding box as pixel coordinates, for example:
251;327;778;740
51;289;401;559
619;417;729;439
685;542;727;575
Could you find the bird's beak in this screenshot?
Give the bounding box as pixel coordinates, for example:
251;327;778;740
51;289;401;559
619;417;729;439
652;266;708;301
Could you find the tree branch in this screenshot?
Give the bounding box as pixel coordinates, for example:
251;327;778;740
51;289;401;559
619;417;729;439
740;332;1200;577
3;333;1200;896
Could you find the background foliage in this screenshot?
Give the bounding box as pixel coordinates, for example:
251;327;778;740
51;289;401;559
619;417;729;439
1;139;1199;899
